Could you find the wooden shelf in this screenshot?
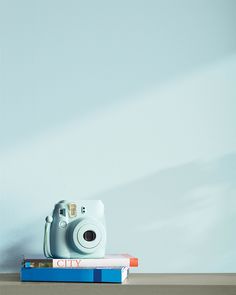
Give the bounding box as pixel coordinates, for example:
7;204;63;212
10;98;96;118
1;273;236;295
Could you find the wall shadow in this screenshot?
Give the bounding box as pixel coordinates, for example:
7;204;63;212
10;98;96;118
92;153;236;272
0;220;44;273
0;153;235;273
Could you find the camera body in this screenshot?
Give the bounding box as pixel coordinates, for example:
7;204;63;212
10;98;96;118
43;200;106;258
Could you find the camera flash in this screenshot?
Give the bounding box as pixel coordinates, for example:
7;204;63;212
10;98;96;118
68;203;77;218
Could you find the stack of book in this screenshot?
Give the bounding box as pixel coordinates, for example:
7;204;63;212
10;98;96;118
20;254;138;283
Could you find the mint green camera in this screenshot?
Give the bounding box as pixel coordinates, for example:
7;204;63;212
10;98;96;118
43;200;106;258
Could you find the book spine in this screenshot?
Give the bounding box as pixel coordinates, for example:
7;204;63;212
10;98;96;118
23;257;138;268
52;258;131;268
20;267;127;283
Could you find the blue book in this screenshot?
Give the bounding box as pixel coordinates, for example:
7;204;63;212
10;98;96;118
20;267;128;283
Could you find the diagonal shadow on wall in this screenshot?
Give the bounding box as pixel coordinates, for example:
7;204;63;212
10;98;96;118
0;153;235;273
92;153;236;272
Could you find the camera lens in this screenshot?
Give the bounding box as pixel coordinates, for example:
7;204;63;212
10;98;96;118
83;230;96;242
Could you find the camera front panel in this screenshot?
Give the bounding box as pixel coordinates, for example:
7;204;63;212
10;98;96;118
48;200;106;258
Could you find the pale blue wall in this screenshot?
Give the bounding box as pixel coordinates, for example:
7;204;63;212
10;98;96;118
0;0;236;272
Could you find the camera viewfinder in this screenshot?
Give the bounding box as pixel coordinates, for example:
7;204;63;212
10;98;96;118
59;208;66;216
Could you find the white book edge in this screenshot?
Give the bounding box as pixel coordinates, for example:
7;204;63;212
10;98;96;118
52;258;130;268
